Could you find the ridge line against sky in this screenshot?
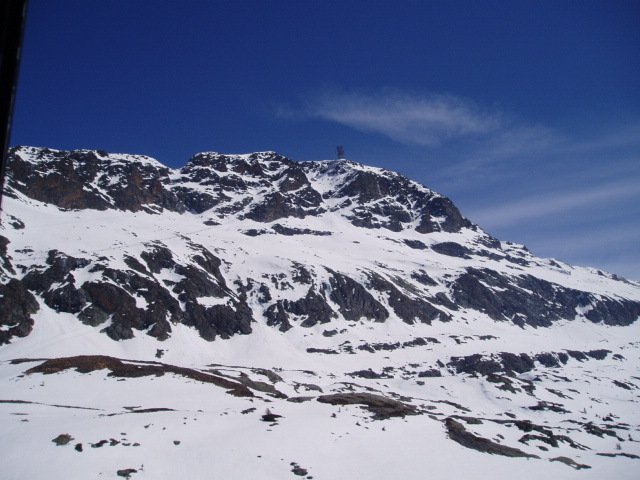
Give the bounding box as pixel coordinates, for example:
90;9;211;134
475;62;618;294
8;0;640;280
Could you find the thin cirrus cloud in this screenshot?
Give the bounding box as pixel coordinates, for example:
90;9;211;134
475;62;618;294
467;178;640;229
294;89;504;146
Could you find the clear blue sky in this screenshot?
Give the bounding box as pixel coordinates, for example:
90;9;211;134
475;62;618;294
10;0;640;280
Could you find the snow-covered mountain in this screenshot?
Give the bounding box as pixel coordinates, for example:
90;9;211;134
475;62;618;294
1;145;639;480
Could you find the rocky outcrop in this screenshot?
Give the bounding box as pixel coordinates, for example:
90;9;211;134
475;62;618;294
6;146;480;242
265;288;336;332
0;236;15;277
367;272;449;324
445;418;539;458
431;242;473;259
327;270;389;322
24;355;253;396
14;241;255;342
450;268;640;327
5;147;185;213
317;392;417;420
448;349;613;377
0;279;39;344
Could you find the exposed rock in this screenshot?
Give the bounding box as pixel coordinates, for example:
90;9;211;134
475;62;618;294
445;418;539;458
290;463;308;476
266;288;336;331
272;224;331;236
549;457;591;469
140;244;176;274
306;348;339;355
596;452;640;459
261;411;283;422
347;369;392;379
411;270;438;286
403;239;428;250
182;302;253;341
528;401;569;414
448;354;503;376
415;196;471;234
245;192;313;222
432;242;472;259
450;267;640;327
6;147;185;213
3;145;639;350
51;434;74;446
328;270;388;322
367;272;448;324
25;355;253;397
0;236;15;276
0;279;39;345
317;392;417;420
116;469;138;478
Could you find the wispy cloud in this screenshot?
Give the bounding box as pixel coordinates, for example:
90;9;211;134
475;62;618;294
468;178;640;229
284;89;503;146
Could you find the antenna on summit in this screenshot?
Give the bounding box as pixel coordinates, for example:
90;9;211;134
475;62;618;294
336;145;345;160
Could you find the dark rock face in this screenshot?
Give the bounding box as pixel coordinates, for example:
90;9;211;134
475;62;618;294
5;147;185;213
51;434;74;446
432;242;472;259
403;239;428;250
271;224;331;236
367;272;448;324
348;369;392;379
448;349;613;377
25;355;254;396
0;236;15;276
416;197;471;234
182;303;253;341
6;147;475;238
22;250;90;300
448;354;504;376
327;270;389;322
245;192;309;222
265;288;337;332
0;279;39;345
81;282;148;340
445;418;539;458
583;299;640;327
317;392;417;420
450;268;640;327
12;240;255;342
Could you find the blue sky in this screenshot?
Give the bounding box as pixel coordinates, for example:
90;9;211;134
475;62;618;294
10;1;640;280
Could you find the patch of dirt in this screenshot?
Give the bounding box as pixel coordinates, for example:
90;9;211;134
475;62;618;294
24;355;253;397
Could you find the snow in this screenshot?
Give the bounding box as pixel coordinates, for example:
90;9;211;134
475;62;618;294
1;148;640;479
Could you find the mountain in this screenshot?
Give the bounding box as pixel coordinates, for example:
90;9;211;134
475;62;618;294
1;145;639;480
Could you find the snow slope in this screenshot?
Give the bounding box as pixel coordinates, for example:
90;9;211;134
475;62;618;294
1;146;639;479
